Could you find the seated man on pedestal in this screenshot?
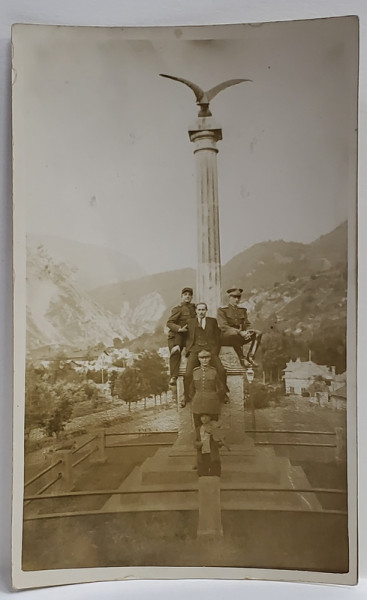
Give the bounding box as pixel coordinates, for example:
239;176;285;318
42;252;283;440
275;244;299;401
217;287;262;368
183;302;227;408
166;287;196;386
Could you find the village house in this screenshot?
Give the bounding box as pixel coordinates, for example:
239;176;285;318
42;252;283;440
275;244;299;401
283;358;346;396
329;384;347;409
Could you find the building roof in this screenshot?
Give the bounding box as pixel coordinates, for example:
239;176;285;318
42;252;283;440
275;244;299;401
335;371;347;383
331;384;347;399
283;358;332;380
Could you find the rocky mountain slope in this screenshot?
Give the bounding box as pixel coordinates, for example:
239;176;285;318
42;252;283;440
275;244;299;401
26;222;348;355
90;221;347;335
26;245;134;351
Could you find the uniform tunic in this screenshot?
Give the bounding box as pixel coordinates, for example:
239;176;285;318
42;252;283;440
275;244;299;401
190;365;222;415
217;304;251;336
166;302;196;378
166;302;196;338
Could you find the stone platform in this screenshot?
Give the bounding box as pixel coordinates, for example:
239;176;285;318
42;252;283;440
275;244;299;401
101;347;322;528
101;438;321;514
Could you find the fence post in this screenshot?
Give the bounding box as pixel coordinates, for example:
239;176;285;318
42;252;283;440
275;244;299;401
335;427;346;463
58;450;74;491
93;429;107;464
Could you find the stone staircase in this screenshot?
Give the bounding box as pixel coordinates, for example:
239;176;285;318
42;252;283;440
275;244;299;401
101;438;321;514
101;347;322;520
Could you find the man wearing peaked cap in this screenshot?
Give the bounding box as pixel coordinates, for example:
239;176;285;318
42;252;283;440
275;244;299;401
166;287;196;385
190;349;224;437
226;287;243;295
217;286;262;368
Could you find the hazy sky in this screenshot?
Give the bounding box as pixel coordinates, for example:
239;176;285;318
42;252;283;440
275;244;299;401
14;18;358;273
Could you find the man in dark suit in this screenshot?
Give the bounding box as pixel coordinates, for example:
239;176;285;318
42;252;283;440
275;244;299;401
183;302;227;407
166;287;196;386
217;287;262;368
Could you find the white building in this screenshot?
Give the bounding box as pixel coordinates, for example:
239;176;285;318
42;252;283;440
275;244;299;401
283;358;338;395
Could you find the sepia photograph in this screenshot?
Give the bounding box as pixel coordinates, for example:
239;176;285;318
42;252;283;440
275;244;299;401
12;17;358;588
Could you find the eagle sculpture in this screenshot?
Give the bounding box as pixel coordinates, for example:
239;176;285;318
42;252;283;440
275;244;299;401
159;73;251;117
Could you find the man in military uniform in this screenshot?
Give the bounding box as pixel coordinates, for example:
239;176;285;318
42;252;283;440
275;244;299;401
189;349;226;475
166;287;196;386
217;287;262;368
190;349;225;432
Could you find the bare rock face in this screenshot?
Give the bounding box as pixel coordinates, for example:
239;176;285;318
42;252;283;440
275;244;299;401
130;292;166;335
26;245;133;352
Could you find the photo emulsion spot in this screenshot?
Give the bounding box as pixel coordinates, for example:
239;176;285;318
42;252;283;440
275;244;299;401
11;17;358;588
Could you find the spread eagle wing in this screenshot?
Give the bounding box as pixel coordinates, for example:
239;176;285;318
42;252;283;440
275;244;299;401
159;74;205;102
206;78;252;102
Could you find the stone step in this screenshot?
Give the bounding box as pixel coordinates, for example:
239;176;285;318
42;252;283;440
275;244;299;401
142;445;278;474
100;460;322;514
169;442;256;457
141;468;197;485
140;462;282;486
103;486;320;514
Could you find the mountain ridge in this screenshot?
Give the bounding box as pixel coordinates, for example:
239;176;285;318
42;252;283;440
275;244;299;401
26;222;348;356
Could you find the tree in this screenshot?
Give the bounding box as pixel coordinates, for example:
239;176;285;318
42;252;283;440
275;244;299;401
114;367;143;410
86;369;104;383
261;331;302;382
134;351;169;399
245;381;281;410
25;365;52;436
25;362;85;440
307;375;329;395
109;370;118;397
44;358;84;385
113;337;123;349
45;397;73;438
307;320;346;373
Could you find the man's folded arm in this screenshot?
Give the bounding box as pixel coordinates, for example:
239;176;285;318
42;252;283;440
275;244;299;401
166;306;182;332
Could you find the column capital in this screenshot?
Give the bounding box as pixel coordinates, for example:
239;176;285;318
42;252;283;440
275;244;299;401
188;116;222;143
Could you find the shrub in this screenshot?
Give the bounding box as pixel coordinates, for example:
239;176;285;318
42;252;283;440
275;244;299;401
245;381;281;409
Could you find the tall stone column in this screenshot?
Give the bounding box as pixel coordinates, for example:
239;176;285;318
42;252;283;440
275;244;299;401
189;117;222;316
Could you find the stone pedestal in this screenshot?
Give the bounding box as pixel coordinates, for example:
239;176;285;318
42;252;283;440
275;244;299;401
189;117;222;316
197;476;223;537
219;347;247;444
176;376;194;445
